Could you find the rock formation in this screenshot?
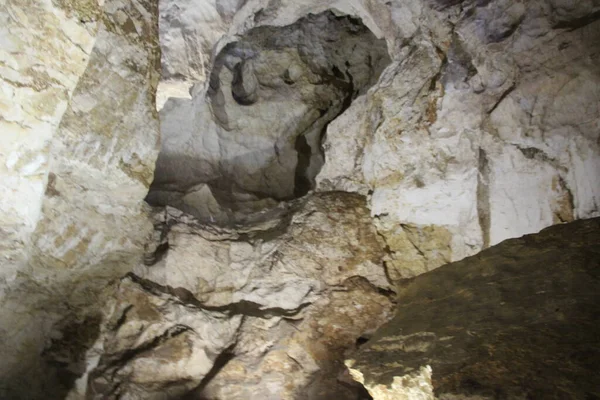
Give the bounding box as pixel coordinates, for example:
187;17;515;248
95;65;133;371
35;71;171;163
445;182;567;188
0;0;160;397
346;217;600;400
72;192;394;399
156;0;244;109
318;0;600;279
149;10;391;224
84;275;243;399
0;0;598;399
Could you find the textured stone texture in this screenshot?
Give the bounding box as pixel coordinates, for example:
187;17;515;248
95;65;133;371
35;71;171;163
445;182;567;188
126;192;394;399
149;9;391;224
0;0;160;398
155;0;396;111
0;0;101;394
317;0;600;279
347;217;600;400
0;0;100;289
153;0;600;279
73;275;242;399
158;0;243;80
159;0;228;83
200;281;392;400
2;0;600;399
155;0;243;110
138;193;390;306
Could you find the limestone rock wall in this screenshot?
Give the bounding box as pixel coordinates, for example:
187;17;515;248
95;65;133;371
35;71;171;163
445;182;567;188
77;192;394;399
0;0;101;293
0;0;102;396
82;275;243;399
318;0;600;279
150;10;391;224
156;0;244;109
1;0;599;399
0;0;160;398
79;0;599;398
154;0;600;279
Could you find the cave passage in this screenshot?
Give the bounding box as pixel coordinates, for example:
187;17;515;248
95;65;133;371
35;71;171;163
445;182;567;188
148;10;391;224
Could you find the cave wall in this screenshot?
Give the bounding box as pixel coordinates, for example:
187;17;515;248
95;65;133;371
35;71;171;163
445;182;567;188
0;0;102;396
141;0;599;397
318;0;600;279
156;0;245;109
0;0;598;399
0;0;101;294
149;9;391;224
154;0;600;277
0;0;160;398
74;193;394;399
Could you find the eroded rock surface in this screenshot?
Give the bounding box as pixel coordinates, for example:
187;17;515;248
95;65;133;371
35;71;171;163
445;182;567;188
156;0;245;109
0;0;101;293
149;10;390;223
2;0;600;399
318;0;600;279
76;192;395;399
347;217;600;400
78;275;242;399
153;0;600;279
0;0;160;397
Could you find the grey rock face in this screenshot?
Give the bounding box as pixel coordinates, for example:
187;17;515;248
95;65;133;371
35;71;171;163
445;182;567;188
347;217;600;400
318;0;600;279
148;11;390;224
156;0;245;110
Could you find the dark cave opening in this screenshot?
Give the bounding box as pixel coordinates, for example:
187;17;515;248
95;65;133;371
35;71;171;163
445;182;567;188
147;10;391;225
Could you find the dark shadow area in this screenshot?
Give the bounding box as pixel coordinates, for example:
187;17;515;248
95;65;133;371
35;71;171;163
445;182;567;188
184;347;236;400
0;279;104;400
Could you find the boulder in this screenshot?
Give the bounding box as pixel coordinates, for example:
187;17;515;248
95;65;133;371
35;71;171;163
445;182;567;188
347;218;600;399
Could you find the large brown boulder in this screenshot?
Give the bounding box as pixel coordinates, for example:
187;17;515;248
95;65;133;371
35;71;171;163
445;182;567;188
347;218;600;400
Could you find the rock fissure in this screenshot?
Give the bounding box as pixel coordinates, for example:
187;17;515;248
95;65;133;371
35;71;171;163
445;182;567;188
487;82;516;114
92;324;194;377
126;273;313;318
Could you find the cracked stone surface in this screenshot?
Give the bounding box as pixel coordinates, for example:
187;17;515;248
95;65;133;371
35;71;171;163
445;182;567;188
76;275;243;399
126;192;395;399
347;217;600;400
61;193;394;399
